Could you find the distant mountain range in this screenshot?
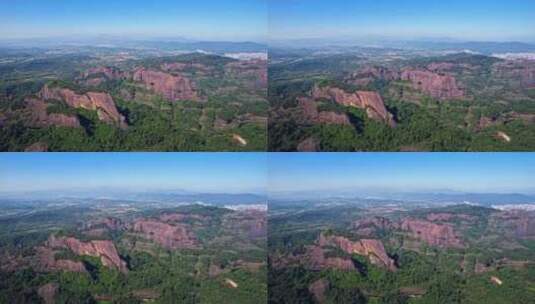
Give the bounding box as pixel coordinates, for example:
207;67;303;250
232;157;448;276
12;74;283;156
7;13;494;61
384;192;535;206
388;40;535;55
0;36;267;54
269;191;535;207
0;190;267;206
270;38;535;55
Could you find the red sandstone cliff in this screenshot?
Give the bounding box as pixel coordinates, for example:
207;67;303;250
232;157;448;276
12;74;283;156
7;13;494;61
47;235;128;273
400;218;464;248
36;246;87;273
318;233;397;271
38;283;58;304
39;85;127;128
307;245;356;271
400;69;464;100
132;68;200;101
311;86;396;127
297;97;351;125
493;60;535;88
225;59;268;89
83;66;125;80
25;98;81;128
352;217;397;236
132;219;198;250
349;66;400;86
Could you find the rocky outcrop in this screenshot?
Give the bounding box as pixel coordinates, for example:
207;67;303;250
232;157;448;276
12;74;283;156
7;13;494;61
426;62;456;72
400;69;464;100
309;279;329;304
159;212;206;223
161;62;211;74
400;219;464;248
223;210;267;239
311;86;396;127
132;68;200;101
495;211;535;239
352;217;396;236
25;98;81;128
349;66;400;86
232;134;248;146
83;66;125;80
307;245;356;271
39;85;127;128
46;235;128;273
24;142;49;152
298;97;351;125
85;217;124;231
426;213;475;222
493;60;535;88
38;283;58;304
225;59;268;89
36;246;87;273
318;233;397;271
297;137;320;152
132;219;198;250
495;131;511;142
514;215;535;238
246;214;267;239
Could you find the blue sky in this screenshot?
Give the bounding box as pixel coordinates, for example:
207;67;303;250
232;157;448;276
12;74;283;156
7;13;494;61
0;0;266;41
269;0;535;42
268;153;535;194
2;153;533;195
0;153;267;194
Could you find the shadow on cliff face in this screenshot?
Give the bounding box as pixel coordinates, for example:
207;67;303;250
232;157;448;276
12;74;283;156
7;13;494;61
82;260;99;281
351;257;368;277
116;106;131;125
78;114;95;136
347;112;365;133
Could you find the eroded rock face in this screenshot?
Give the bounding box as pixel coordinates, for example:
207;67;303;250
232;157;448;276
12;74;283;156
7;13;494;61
85;217;124;231
25;98;81;128
493;60;535;88
297;137;320;152
311;86;396;127
494;211;535;238
349;66;400;85
225;59;268;89
352;217;396;236
309;279;329;304
83;66;126;81
298;97;351;125
400;219;464;248
38;283;58;304
46;235;128;273
318;233;397;271
132;68;200;101
24;142;49;152
426;62;456;72
132;219;198;250
514;216;535;238
36;246;87;273
426;213;475;222
307;245;356;271
400;69;464;100
161;62;211;74
39;85;127;128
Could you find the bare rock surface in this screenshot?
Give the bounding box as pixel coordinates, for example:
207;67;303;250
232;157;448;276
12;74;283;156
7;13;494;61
132;68;200;101
400;69;464;100
311;86;396;126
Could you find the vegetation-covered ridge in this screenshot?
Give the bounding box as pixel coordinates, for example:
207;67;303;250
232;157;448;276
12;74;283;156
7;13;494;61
268;203;535;303
0;49;267;151
269;49;535;151
0;202;267;304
